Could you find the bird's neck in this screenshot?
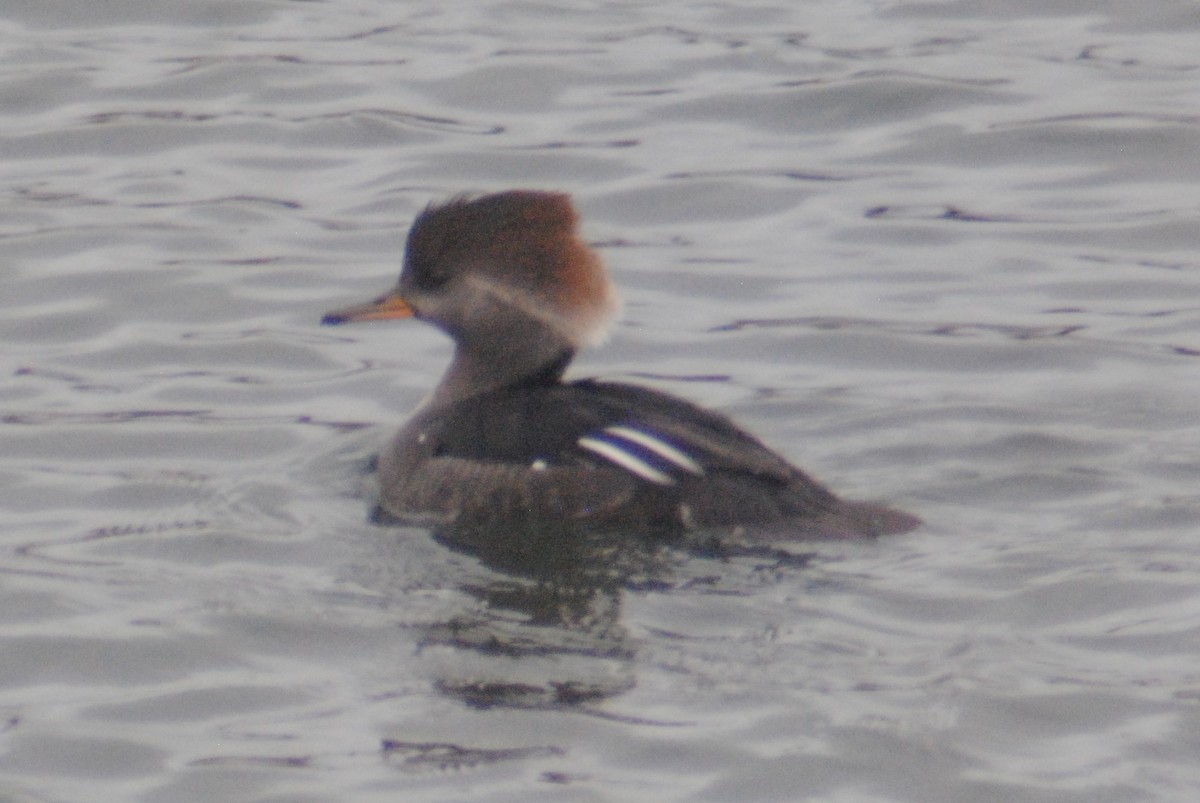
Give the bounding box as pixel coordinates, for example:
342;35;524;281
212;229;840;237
427;318;575;408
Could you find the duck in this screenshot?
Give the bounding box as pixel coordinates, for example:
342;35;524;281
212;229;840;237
322;190;918;541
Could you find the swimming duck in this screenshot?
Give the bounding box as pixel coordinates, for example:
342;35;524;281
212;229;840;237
323;190;918;540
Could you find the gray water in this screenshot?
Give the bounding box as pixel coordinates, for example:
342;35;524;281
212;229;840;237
3;1;1200;800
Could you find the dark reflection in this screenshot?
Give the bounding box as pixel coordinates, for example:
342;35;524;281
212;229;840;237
370;505;814;711
373;508;658;709
381;739;563;771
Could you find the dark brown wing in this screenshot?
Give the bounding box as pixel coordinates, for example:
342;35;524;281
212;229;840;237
378;379;917;538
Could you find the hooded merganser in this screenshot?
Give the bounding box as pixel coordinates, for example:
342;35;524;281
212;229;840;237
322;190;919;540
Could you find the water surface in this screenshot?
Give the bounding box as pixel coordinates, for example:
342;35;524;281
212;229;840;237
2;1;1199;800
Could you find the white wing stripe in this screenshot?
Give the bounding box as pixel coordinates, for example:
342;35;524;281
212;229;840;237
603;426;704;476
578;436;675;485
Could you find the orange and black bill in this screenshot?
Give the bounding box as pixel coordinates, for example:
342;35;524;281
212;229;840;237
321;291;414;326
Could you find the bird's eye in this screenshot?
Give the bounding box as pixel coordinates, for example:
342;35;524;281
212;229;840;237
407;255;450;292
